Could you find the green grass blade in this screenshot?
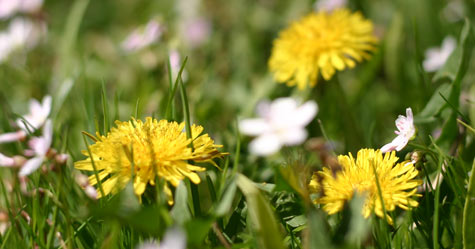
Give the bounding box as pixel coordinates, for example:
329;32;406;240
463;159;475;249
165;56;188;120
101;81;110;134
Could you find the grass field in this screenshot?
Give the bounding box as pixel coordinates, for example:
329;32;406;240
0;0;474;248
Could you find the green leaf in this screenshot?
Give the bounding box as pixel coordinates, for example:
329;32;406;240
308;211;333;249
236;173;286;249
415;83;451;123
171;182;192;225
286;215;307;228
215;180;237;217
463;159;475;249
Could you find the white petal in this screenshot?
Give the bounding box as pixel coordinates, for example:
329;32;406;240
0;153;15;167
0;131;26;144
393;135;409;151
255;100;271;118
239;118;270;136
280;128;308;146
159;227;186;249
19;157;43;176
136;240;160;249
405;107;413;123
249;134;282;156
292;101;318;126
269;98;298;119
381;142;397;153
41;96;52;118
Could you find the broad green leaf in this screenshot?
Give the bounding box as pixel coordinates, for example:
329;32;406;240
308;211;333;249
415;83;451;123
463;159;475;249
286;215;307;228
171;182;192;225
214;180;237;217
236;173;286;249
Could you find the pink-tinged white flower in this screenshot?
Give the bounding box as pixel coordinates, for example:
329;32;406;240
381;108;416;153
0;17;46;63
0;95;51;144
182;17;211;48
0;0;43;19
0;153;15;167
19;119;52;176
239;98;318;156
16;95;52;132
314;0;347;12
122;20;163;53
136;227;186;249
423;36;456;72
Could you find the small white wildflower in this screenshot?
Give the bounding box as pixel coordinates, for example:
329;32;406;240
423;36;456;72
0;95;51;144
19;119;52;176
136;227;186;249
122;20;162;53
0;0;43;19
0;17;46;62
239;97;318;156
381;108;416;153
16;95;52;132
314;0;347;12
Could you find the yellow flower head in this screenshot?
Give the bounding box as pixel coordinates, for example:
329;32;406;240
269;9;378;90
75;117;226;204
309;149;421;224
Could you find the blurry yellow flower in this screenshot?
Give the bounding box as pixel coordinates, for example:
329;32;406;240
75;117;226;205
269;9;378;90
310;149;421;224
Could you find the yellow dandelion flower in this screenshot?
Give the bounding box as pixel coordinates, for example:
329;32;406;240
269;8;378;90
75;117;227;205
309;149;421;224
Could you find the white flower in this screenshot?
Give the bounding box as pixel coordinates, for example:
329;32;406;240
136;227;186;249
0;95;51;144
0;153;15;167
423;36;456;72
16;95;52;132
122;20;163;53
19;119;52;176
0;0;43;19
182;17;211;48
0;17;46;63
381;108;416;153
239;98;318;156
314;0;347;12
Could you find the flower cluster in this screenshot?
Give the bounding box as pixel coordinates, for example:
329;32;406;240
0;96;67;176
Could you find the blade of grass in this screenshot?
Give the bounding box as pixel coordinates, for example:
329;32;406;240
101;81;110;134
463;159;475;249
81;134;105;198
179;75;201;216
165;56;188;120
